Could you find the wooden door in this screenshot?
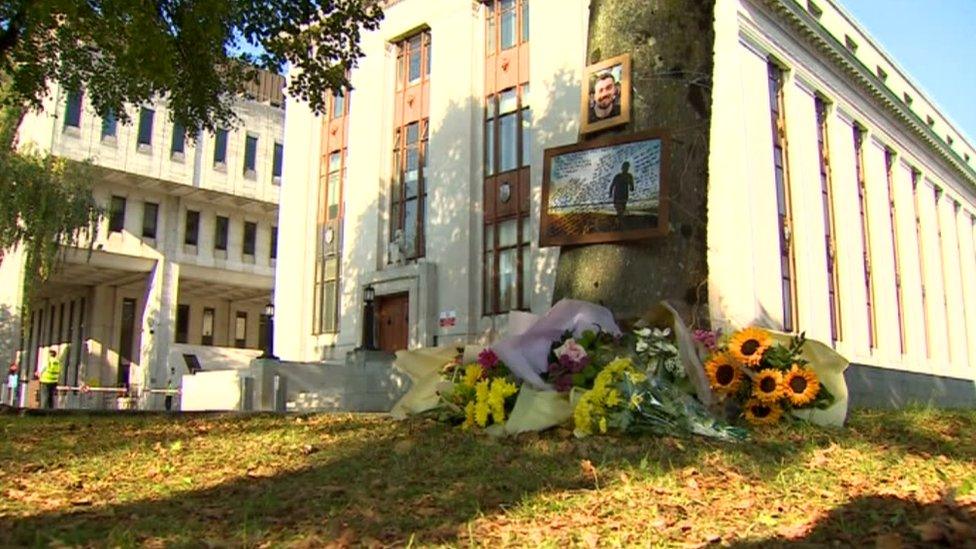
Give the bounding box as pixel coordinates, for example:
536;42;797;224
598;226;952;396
376;293;409;353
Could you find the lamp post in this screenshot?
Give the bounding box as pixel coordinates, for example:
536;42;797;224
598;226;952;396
259;301;278;360
362;285;378;351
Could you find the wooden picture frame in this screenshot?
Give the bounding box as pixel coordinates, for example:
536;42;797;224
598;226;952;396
580;53;632;135
540;130;669;247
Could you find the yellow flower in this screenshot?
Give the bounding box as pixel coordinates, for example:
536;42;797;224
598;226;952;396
462;364;483;387
744;398;782;425
573;395;594;436
605;389;621;407
783;365;820;406
728;327;772;367
599;416;608;434
752;369;784;404
704;351;743;393
629;392;644;410
463;401;476;430
488;378;518;424
474;380;490;427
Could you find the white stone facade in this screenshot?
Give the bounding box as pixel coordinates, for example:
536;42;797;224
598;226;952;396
1;78;284;408
273;0;975;388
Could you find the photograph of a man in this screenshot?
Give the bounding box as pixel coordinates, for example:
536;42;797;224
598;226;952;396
589;71;621;123
609;161;635;218
580;53;631;134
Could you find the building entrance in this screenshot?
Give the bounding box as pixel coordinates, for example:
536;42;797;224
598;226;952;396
376;293;409;353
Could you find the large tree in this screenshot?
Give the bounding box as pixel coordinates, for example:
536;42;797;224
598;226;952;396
0;0;382;297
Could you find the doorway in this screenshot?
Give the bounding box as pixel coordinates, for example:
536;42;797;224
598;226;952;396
376;292;409;353
118;298;137;387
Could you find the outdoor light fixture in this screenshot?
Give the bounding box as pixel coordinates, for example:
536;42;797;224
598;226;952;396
259;301;278;360
362;285;378;351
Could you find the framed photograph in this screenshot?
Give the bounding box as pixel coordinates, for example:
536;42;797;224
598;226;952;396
540;131;669;247
580;53;632;135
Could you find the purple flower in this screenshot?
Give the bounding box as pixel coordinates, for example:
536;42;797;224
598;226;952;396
692;329;719;352
478;348;499;369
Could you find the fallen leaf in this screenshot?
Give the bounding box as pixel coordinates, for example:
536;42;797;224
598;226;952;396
874;533;902;549
580;459;598;486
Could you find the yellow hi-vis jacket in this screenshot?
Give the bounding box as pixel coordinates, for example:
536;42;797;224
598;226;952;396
40;357;61;384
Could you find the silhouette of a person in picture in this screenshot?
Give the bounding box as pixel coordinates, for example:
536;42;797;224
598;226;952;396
609;161;635;219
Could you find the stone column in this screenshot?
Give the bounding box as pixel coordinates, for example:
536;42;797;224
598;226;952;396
86;284;116;388
0;247;26;365
139;195;181;409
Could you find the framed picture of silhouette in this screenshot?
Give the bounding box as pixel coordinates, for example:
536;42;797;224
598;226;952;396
540;131;669;247
580;53;632;135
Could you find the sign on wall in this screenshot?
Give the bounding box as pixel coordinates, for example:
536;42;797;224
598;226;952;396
540;131;669;247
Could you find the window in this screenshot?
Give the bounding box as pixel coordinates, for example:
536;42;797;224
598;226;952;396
234;311;247;348
64;90;83;129
175;304;190;344
844;35;858;53
171;122;186;156
933;186;953;354
243;134;258;176
806;0;823;18
109;196;126;233
391;120;428;260
243;221;256;256
884;149;906;355
483;2;531;315
486;0;529;54
487;86;531;176
137;108;154;146
815;97;841;342
313;147;344;334
201;307;215;346
903;93;914;106
853;125;876;348
270;225;278;259
910;169;931;357
184;210;200;246
396;30;431;90
214;215;229;251
332;91;346;119
214;128;228;165
876;66;888;82
101;110;117;139
768;62;797;333
272;142;284;180
142;202;158;239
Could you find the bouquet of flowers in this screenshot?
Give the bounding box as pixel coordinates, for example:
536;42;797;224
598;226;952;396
436;349;519;430
703;327;834;425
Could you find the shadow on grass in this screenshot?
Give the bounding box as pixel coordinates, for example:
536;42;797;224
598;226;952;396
0;414;752;546
731;494;976;547
1;409;974;546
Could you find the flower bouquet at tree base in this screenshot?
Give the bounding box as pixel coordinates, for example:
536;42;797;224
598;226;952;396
704;328;837;426
568;346;748;442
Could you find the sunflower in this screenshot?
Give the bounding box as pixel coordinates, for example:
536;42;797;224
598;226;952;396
744;398;782;425
728;327;772;367
783;365;820;406
704;352;743;393
752;369;784;404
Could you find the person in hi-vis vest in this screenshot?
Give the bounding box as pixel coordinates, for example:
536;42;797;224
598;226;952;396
37;349;61;409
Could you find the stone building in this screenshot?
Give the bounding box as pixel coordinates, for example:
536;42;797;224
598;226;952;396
274;0;975;406
0;72;285;408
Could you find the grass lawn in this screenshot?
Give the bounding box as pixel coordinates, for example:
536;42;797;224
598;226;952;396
1;407;974;547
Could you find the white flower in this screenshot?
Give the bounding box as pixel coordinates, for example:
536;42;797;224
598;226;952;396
636;340;649;353
554;338;588;363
